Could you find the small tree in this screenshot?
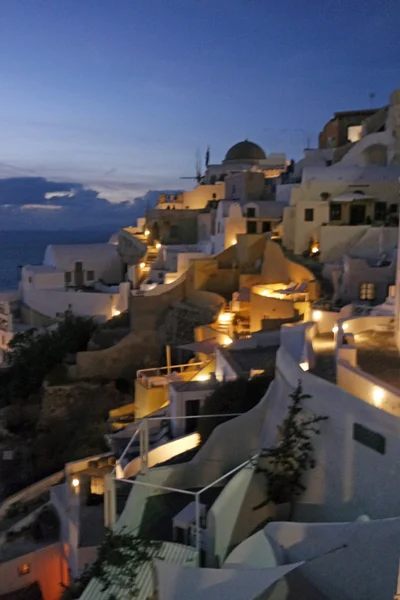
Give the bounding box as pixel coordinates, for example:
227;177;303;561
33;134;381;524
3;312;96;401
255;381;327;510
61;529;162;600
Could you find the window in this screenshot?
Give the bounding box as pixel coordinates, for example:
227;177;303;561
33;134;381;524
86;270;95;281
359;283;375;301
28;277;32;283
389;203;398;214
232;185;236;194
262;221;271;232
304;208;314;222
90;476;105;495
330;203;342;221
374;202;386;221
246;220;257;234
65;271;72;285
246;207;256;218
217;222;221;234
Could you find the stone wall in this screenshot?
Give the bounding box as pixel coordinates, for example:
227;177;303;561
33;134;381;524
39;381;131;428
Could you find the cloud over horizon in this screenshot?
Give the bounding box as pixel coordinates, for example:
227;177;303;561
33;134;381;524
0;177;181;231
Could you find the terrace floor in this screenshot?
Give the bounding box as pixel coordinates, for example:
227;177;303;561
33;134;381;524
311;330;400;391
354;330;400;391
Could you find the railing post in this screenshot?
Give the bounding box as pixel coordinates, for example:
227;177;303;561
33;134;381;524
140;418;149;474
195;492;201;567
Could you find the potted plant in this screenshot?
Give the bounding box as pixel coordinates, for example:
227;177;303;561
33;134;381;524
254;382;327;520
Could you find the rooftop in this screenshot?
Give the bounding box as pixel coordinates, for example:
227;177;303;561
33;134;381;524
221;346;278;377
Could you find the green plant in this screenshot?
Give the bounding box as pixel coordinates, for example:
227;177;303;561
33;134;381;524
96;529;162;598
3;312;96;401
255;381;327;509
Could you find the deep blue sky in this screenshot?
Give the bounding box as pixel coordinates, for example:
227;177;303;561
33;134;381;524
1;0;399;201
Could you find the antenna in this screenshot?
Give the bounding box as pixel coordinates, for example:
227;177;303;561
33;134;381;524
196;148;201;183
205;146;210;168
179;149;203;183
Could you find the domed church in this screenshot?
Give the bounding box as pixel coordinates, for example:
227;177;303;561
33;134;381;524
203;140;286;184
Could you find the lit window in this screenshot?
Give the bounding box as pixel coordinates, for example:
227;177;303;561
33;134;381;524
330;203;342;221
18;563;31;576
360;283;375;301
90;476;104;495
304;208;314;222
86;270;95;281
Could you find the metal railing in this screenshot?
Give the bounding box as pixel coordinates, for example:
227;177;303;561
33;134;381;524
136;361;210;388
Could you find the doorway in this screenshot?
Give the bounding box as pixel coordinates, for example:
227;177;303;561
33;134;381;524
185;399;201;434
74;261;84;287
350;204;366;225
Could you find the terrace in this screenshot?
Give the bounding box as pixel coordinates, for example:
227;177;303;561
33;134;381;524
136;361;211;389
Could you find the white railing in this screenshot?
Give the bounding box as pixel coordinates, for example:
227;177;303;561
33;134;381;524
136;361;209;388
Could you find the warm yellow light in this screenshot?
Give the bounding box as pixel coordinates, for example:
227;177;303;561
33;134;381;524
140;262;145;268
373;387;384;407
219;312;233;323
112;309;121;317
232;238;237;245
72;478;80;488
155;242;161;249
312;311;322;321
343;323;348;330
197;374;210;381
311;244;319;254
144;229;150;236
332;325;338;333
299;362;309;371
223;336;232;346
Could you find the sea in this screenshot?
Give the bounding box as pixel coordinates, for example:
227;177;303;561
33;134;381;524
0;230;114;291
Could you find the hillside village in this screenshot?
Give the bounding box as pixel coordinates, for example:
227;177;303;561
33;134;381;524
1;89;400;599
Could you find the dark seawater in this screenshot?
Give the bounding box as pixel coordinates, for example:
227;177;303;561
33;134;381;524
0;230;113;291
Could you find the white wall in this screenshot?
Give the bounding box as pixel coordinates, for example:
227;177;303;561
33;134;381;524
272;344;400;522
22;289;120;320
266;517;400;600
22;268;65;291
337;357;400;417
123;434;199;479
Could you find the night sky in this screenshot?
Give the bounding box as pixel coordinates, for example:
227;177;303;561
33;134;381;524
1;0;399;200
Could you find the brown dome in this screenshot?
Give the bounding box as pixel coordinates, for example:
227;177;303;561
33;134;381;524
224;140;266;163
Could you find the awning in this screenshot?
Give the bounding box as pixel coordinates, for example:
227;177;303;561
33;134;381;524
177;339;218;354
155;560;304;600
332;192;375;203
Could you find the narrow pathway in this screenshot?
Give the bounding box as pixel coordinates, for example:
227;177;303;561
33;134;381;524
311;333;336;383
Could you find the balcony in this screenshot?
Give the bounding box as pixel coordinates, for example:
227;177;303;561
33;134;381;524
136;361;211;389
